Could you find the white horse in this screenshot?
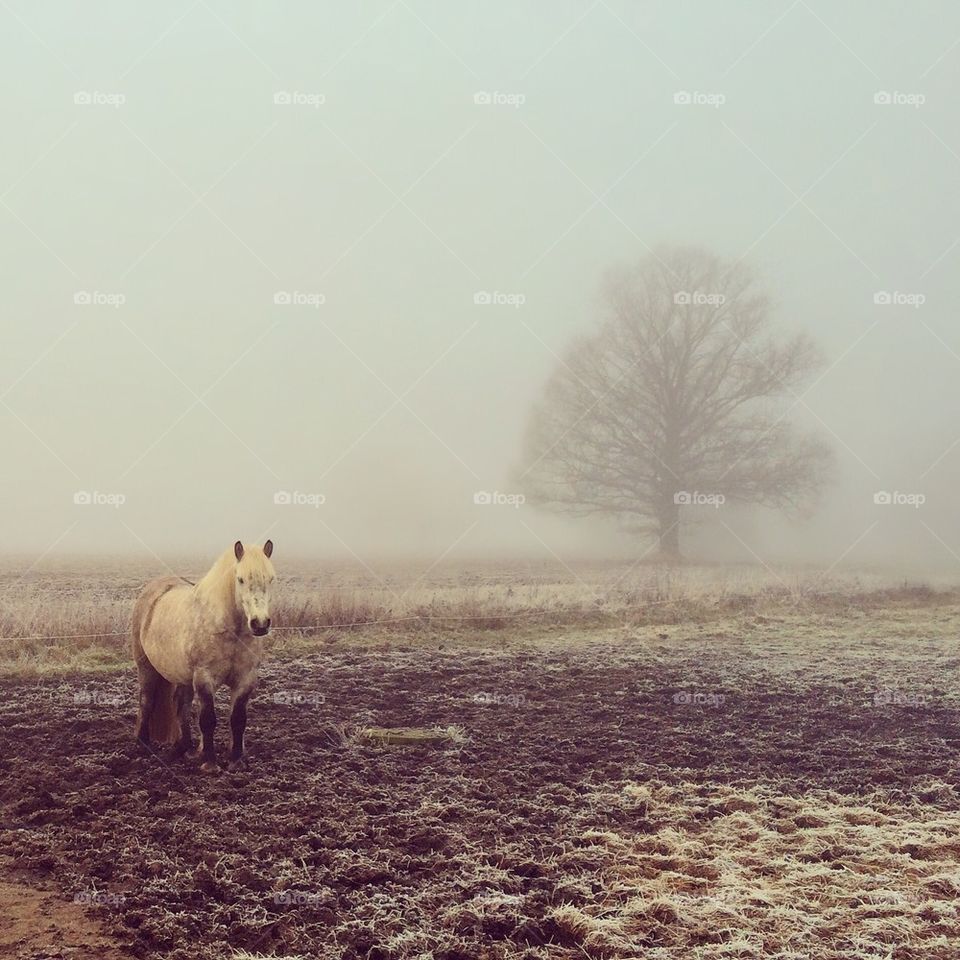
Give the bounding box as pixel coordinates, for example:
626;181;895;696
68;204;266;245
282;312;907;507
131;540;276;773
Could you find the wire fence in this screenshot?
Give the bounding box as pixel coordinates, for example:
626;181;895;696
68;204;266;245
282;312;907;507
0;600;688;644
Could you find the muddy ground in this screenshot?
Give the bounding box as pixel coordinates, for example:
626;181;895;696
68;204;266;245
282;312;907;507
2;631;960;958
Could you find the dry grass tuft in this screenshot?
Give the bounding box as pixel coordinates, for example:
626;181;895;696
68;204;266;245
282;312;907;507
547;780;960;958
354;725;467;747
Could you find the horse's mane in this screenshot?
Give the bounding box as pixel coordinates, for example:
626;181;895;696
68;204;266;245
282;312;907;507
194;548;235;606
194;545;273;611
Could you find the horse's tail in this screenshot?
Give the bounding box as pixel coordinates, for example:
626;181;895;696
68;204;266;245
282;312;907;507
148;678;179;744
131;581;182;746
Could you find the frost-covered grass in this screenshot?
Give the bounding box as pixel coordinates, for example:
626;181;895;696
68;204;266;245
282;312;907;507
0;554;952;674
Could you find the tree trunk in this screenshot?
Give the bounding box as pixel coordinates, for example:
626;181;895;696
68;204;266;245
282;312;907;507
657;415;683;563
657;497;682;563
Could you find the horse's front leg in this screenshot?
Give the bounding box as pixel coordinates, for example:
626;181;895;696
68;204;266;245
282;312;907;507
227;681;255;772
194;677;218;774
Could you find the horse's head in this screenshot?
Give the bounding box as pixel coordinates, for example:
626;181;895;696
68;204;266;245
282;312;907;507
233;540;275;636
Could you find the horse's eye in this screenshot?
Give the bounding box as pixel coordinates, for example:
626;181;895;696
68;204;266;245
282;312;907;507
238;578;244;585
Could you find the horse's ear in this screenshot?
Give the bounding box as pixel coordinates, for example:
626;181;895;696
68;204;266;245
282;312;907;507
263;539;274;558
234;541;244;562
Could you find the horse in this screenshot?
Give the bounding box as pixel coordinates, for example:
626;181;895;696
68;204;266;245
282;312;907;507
131;540;276;773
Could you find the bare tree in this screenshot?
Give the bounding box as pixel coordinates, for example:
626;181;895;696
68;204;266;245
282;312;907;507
516;248;833;561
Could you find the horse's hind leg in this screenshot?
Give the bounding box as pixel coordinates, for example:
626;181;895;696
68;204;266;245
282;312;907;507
170;684;195;760
134;664;162;751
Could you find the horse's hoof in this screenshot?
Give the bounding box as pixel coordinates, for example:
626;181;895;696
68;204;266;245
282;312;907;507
199;761;219;775
226;758;248;773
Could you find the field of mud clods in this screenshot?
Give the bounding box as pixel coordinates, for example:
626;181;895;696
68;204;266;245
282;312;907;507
3;630;960;959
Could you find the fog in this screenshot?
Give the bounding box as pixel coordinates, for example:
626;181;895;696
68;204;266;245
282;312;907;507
2;1;959;571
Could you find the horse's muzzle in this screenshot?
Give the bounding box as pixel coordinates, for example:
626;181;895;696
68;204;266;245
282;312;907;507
250;617;271;636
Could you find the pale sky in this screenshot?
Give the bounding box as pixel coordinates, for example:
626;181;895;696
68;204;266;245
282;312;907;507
1;1;960;570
